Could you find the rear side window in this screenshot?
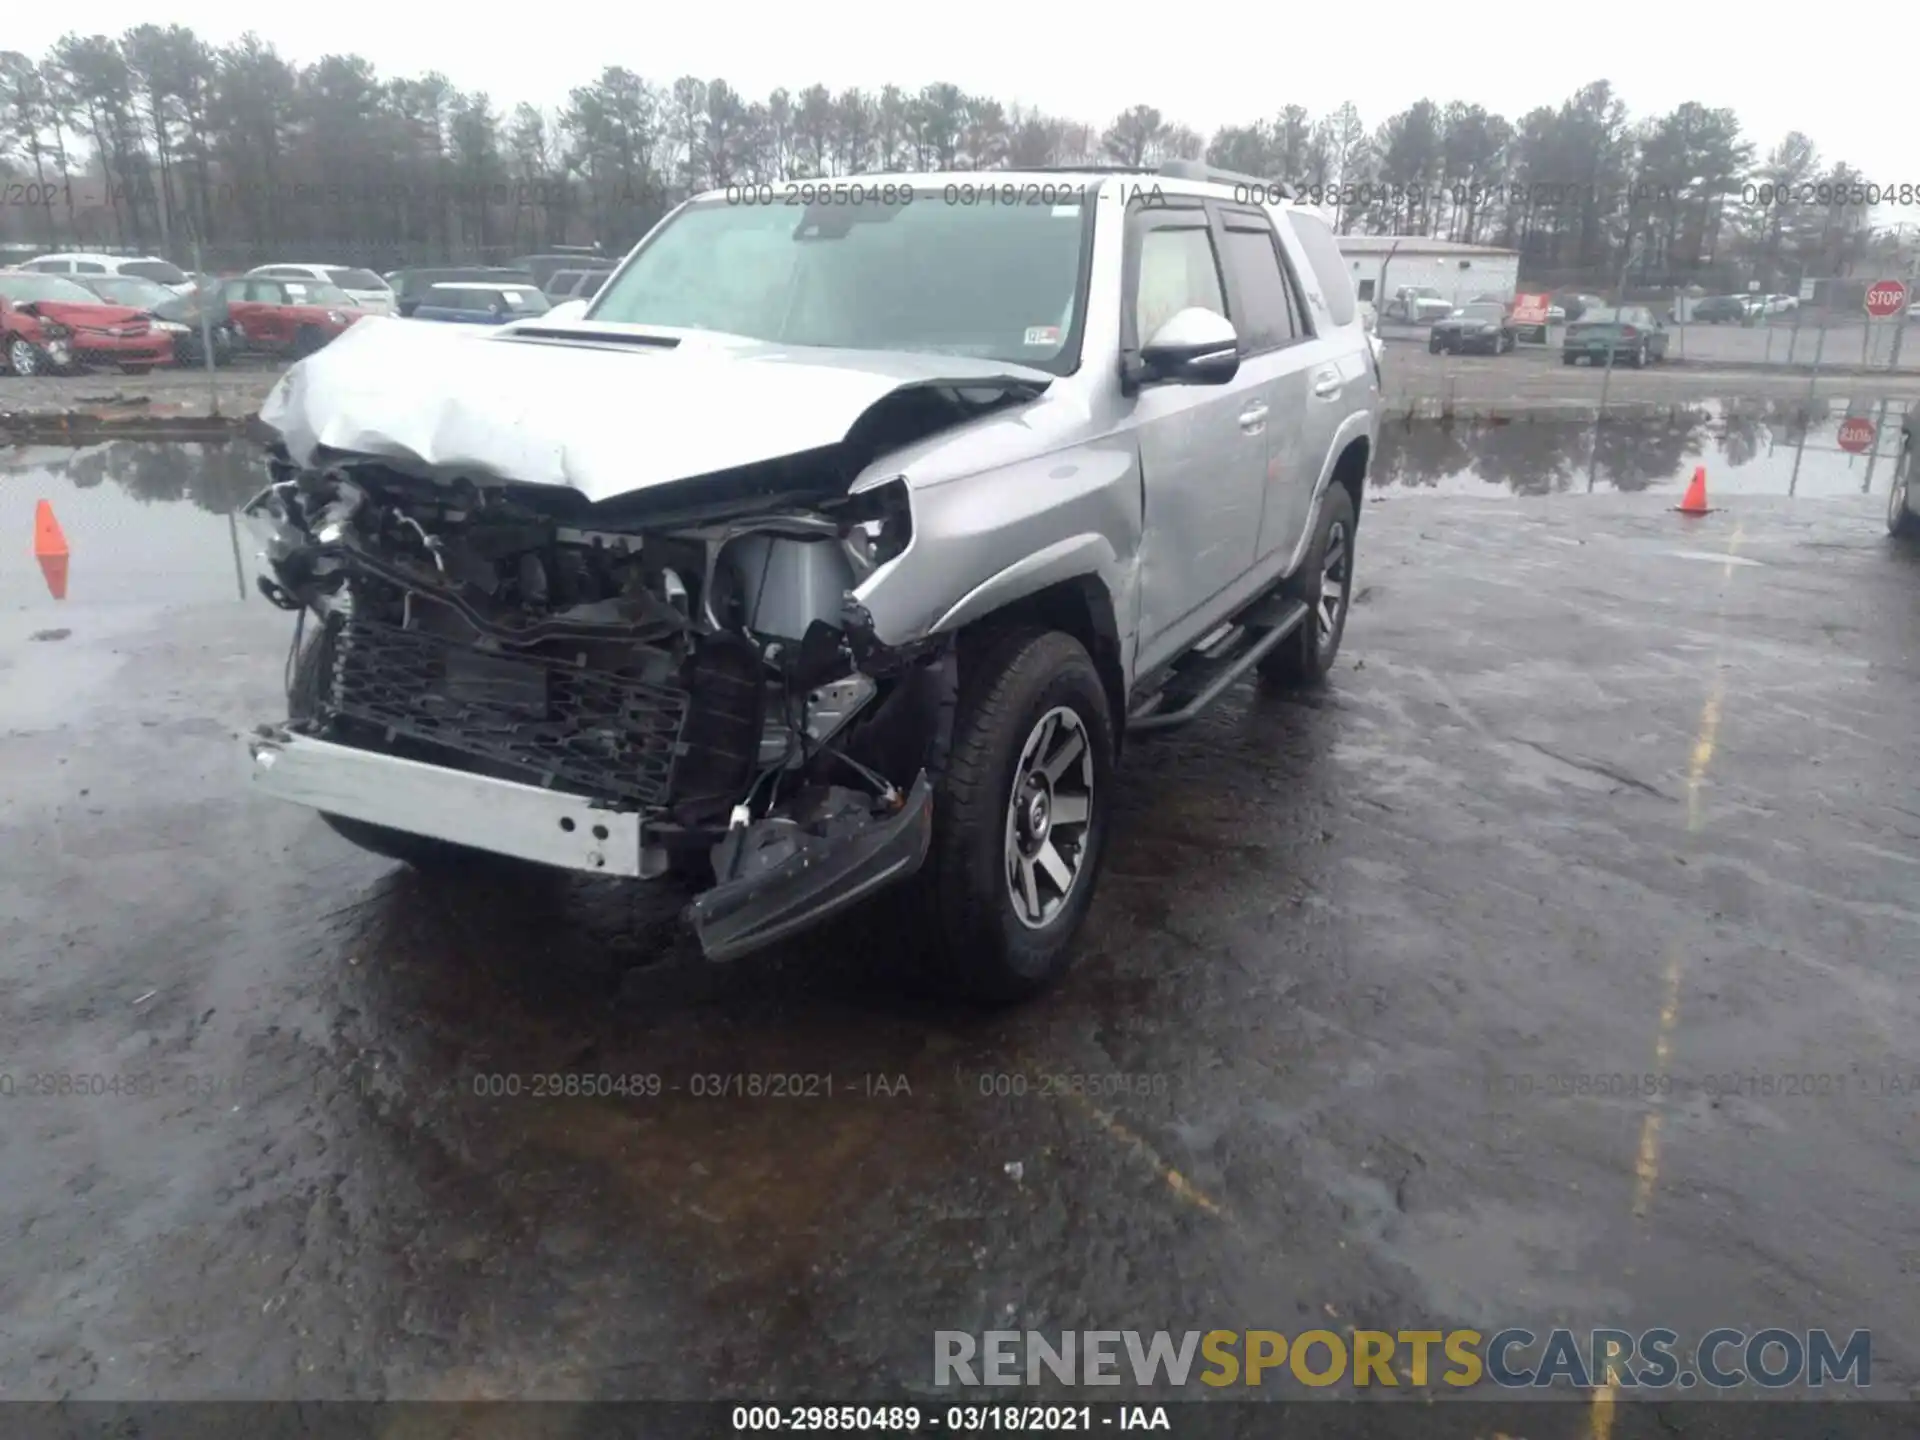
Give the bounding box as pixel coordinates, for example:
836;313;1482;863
1217;219;1302;352
579;272;607;297
1133;224;1226;344
1285;209;1358;327
73;261;106;274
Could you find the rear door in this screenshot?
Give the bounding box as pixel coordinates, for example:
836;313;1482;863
1127;196;1272;675
1207;202;1319;572
245;279;291;346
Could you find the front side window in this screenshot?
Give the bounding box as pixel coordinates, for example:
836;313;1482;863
588;194;1092;373
1134;224;1226;344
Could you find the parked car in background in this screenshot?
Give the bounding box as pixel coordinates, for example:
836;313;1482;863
389;267;537;318
70;273;240;367
1563;305;1670;366
1551;292;1607;323
1385;286;1452;323
1888;401;1918;539
220;276;365;356
0;270;176;375
507;251;616;289
543;268;613;304
20;252;197;296
412;281;553;324
1428;301;1517;355
247;263;395;314
1685;295;1750;324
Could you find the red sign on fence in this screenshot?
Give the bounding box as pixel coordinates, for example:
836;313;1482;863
1837;417;1877;453
1510;292;1552;326
1864;280;1909;318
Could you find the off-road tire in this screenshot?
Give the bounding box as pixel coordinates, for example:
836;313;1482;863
1260;481;1358;691
1889;438;1920;540
287;628;480;871
923;628;1114;1004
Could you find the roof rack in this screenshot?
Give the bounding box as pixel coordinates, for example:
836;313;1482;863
1156;160;1293;199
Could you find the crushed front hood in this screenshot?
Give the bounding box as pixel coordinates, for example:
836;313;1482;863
258;317;1053;504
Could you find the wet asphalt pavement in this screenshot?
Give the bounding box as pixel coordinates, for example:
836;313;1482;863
3;422;1919;1430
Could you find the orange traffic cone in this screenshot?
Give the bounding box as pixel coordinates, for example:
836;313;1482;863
34;499;70;600
1675;466;1710;516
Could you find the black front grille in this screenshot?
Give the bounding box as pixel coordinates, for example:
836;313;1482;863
327;617;689;807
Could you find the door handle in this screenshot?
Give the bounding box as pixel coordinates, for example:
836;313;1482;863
1238;403;1268;432
1312;371;1342;398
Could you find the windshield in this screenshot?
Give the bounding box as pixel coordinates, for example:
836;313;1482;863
588;194;1091;371
1411;287;1442;299
0;273;101;304
327;268;388;291
121;259;189;285
1578;308;1629;324
1454;304;1507;322
286;281;354;306
83;275;175;308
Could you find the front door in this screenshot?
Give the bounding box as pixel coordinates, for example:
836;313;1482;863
1128;200;1272;677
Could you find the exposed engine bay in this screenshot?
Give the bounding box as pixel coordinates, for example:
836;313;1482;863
245;449;953;961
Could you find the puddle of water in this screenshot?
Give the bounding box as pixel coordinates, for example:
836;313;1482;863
0;440;268;612
1375;396;1910;499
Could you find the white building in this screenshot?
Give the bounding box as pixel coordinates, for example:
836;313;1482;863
1333;235;1522;312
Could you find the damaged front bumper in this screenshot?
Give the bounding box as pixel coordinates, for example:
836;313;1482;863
249;725;661;877
250;724;936;961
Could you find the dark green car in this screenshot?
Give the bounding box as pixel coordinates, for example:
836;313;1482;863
1562;306;1670;367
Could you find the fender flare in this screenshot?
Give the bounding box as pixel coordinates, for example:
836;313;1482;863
927;533;1119;637
1280;413;1377;579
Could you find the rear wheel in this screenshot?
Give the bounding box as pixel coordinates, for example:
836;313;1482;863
1260;481;1357;691
8;337;43;376
1889;439;1920;539
923;629;1113;1004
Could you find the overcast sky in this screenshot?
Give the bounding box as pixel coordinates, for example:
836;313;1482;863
10;0;1917;216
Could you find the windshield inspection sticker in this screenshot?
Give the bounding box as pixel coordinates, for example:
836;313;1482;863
1024;325;1062;347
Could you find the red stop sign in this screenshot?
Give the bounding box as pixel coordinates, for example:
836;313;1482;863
1864;279;1909;318
1837;417;1876;453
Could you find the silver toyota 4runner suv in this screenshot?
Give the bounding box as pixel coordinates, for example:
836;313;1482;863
244;161;1381;1002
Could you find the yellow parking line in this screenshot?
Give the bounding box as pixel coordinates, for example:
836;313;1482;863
1593;522;1743;1428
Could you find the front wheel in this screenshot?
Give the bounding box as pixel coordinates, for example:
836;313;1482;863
1889;440;1919;539
292;325;326;358
1260;481;1357;691
1429;335;1445;354
924;629;1114;1004
7;337;44;376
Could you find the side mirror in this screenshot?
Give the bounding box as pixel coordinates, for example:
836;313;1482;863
1138;308;1240;386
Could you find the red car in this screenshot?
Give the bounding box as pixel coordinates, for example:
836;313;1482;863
220;276;365;356
0;270;176;376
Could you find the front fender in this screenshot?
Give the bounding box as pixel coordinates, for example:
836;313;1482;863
928;533;1120;635
852;436;1141;649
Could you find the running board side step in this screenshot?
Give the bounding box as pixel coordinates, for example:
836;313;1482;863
1127;599;1311;732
